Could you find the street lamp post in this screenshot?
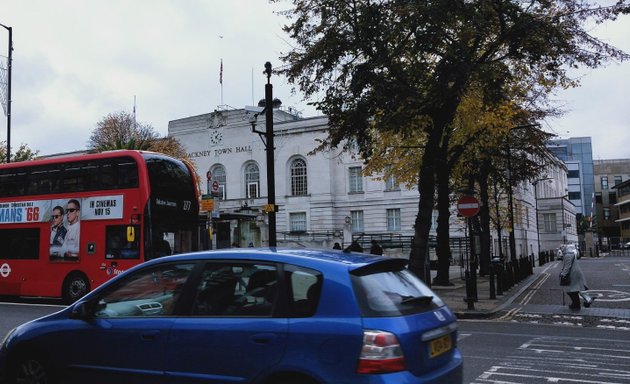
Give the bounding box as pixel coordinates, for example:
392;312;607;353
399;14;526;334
263;62;277;247
0;23;12;163
249;62;279;247
506;147;516;260
505;123;540;260
561;194;568;244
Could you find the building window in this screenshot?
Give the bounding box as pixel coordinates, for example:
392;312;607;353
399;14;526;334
595;192;602;204
601;176;608;190
567;169;580;179
387;209;401;231
351;210;364;233
349;167;363;193
290;158;308;196
614;176;622;186
609;193;617;205
290;212;307;233
245;163;259;199
568;191;581;200
515;204;522;225
543;213;556;232
385;174;398;191
525;206;529;228
210;165;226;200
603;207;610;220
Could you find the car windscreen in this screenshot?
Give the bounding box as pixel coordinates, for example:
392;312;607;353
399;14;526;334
351;264;444;317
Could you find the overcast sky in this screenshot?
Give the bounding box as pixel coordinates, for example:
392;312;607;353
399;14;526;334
1;1;629;159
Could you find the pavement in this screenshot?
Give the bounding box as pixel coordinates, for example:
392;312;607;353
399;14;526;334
432;256;630;320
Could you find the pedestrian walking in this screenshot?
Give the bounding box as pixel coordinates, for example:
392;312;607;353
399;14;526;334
369;240;383;255
344;240;363;253
559;249;594;310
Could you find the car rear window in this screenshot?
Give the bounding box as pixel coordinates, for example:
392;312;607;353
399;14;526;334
351;264;444;317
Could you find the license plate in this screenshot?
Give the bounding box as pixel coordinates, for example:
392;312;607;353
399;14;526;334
429;334;452;358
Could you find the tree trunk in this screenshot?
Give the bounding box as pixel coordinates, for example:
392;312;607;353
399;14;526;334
408;143;438;283
478;166;491;276
433;157;453;286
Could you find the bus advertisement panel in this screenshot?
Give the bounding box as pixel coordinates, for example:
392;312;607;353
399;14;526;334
0;150;199;303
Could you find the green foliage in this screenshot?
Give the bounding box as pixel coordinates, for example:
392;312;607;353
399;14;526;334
276;0;630;279
0;141;39;163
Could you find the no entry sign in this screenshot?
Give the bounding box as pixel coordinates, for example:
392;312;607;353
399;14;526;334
457;195;480;217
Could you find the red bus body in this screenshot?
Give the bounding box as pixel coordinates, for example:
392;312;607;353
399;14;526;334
0;150;199;302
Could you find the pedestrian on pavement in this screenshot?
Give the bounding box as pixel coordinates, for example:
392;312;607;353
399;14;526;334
560;249;593;310
344;240;363;253
332;242;342;250
369;240;383;255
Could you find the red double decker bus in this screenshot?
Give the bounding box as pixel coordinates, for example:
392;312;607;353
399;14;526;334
0;150;200;302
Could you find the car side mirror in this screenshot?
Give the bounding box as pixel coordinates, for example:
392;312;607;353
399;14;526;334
70;299;106;320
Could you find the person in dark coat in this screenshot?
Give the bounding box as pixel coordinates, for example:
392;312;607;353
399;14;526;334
332;242;342;250
344;241;363;253
369;240;383;255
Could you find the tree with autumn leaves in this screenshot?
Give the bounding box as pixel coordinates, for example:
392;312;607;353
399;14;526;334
276;0;630;283
0;141;39;163
88;111;189;160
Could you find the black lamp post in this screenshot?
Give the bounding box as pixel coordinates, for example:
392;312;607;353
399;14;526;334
249;62;279;247
263;62;277;247
506;147;516;260
505;123;540;260
0;23;12;163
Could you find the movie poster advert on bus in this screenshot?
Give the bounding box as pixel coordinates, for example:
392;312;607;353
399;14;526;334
0;195;124;262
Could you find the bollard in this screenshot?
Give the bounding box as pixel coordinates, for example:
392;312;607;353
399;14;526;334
471;260;478;302
497;262;503;296
506;261;514;289
490;256;501;299
464;270;475;310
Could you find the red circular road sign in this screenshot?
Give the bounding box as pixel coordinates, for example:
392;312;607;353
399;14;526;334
457;195;480;217
206;171;212;180
212;181;219;193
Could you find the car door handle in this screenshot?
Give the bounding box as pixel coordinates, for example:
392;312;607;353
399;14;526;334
140;330;160;341
250;333;277;345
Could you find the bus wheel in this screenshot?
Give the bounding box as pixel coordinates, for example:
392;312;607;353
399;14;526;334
62;273;90;304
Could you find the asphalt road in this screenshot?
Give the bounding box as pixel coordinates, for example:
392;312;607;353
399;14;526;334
459;319;630;383
521;254;630;307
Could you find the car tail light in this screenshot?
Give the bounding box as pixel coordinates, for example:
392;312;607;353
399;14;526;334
356;330;406;374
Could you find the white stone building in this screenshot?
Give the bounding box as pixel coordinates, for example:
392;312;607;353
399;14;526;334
168;107;575;261
168;107;424;252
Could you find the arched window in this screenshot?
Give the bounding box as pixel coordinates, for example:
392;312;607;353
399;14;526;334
290;158;308;196
244;163;259;198
209;164;226;200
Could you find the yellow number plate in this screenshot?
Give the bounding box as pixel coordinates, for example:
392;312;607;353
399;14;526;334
429;334;452;358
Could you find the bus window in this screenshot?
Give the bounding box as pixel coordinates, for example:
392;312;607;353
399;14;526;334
0;228;40;259
105;225;140;260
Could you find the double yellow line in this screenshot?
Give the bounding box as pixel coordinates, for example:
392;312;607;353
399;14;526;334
498;262;557;320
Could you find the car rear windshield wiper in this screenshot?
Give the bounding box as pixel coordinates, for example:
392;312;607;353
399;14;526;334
400;295;433;306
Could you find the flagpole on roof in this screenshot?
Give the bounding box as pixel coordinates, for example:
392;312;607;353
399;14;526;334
219;58;223;105
133;95;137;129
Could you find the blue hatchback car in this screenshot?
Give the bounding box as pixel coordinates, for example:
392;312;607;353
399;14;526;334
0;248;462;384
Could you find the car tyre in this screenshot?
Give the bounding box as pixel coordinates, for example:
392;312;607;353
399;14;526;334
62;272;90;304
12;355;55;384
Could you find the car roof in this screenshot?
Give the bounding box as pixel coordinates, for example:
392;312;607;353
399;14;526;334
146;248;405;272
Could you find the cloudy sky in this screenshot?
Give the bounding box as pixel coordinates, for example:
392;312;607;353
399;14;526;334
1;1;629;159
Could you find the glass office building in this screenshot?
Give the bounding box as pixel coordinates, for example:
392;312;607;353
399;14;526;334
547;137;595;219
